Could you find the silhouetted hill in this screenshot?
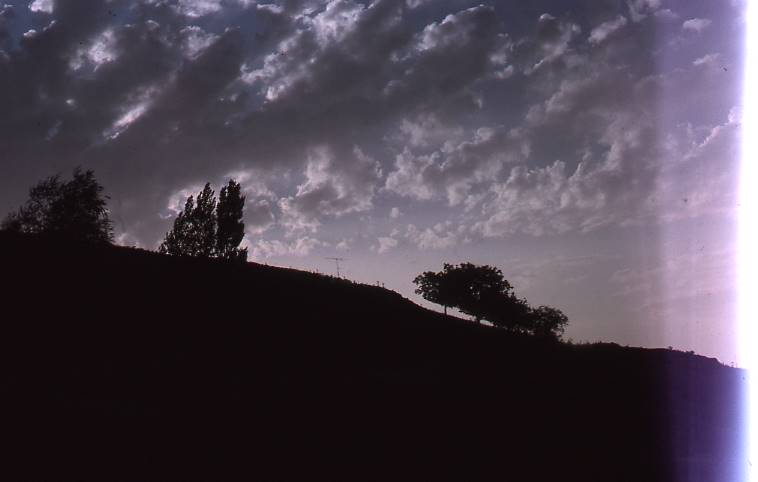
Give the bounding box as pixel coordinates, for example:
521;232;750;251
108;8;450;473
0;232;746;481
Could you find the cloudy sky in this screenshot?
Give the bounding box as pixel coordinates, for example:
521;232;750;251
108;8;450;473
0;0;745;363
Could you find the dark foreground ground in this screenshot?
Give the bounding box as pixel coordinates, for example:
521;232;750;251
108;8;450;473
0;232;747;481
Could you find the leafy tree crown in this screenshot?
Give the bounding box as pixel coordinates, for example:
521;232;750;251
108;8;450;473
414;262;569;338
1;168;113;243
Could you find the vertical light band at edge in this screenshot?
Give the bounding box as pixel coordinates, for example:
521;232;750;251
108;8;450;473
741;1;757;480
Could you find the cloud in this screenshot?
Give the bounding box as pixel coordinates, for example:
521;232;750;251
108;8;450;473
385;125;530;206
514;13;581;75
162;182;207;220
655;108;741;223
69;28;119;71
103;84;161;140
29;0;54;14
470;146;659;238
279;145;382;234
249;236;323;259
654;9;679;21
376;236;398;254
241;0;369;101
311;0;364;47
382;5;507;103
588;16;628;45
474;161;580;237
335;237;351;251
405;0;431;9
387;113;465;149
627;0;661;22
416;6;495;52
244;198;276;235
173;0;225;18
682;18;712;33
384;149;438;201
180;26;219;59
474;88;740;238
692;52;720;68
405;223;461;250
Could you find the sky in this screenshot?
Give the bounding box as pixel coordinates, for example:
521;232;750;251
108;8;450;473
0;0;745;364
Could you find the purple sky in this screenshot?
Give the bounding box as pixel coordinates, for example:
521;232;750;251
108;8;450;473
0;0;744;364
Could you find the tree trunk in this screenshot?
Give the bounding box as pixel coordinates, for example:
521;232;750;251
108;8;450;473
443;306;447;315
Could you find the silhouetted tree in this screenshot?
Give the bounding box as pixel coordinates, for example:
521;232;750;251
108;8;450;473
528;305;569;340
158;196;195;256
413;268;452;314
216;179;247;262
1;168;113;243
448;263;513;323
414;262;571;335
192;183;217;257
484;294;532;333
414;263;519;323
159;183;217;257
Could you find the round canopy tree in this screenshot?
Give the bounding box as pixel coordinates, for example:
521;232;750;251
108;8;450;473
1;168;113;243
414;262;570;337
414;262;521;325
528;305;569;339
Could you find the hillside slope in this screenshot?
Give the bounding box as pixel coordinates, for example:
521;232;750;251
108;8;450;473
0;232;746;481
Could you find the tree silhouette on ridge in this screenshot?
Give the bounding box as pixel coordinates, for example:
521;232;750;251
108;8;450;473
414;262;569;338
1;168;113;243
216;179;247;261
159;180;247;261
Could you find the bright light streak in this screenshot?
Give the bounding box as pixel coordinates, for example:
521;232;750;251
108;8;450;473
740;0;758;479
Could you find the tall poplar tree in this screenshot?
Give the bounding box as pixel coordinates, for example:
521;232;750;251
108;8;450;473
216;179;247;262
159;181;246;261
159;183;217;258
